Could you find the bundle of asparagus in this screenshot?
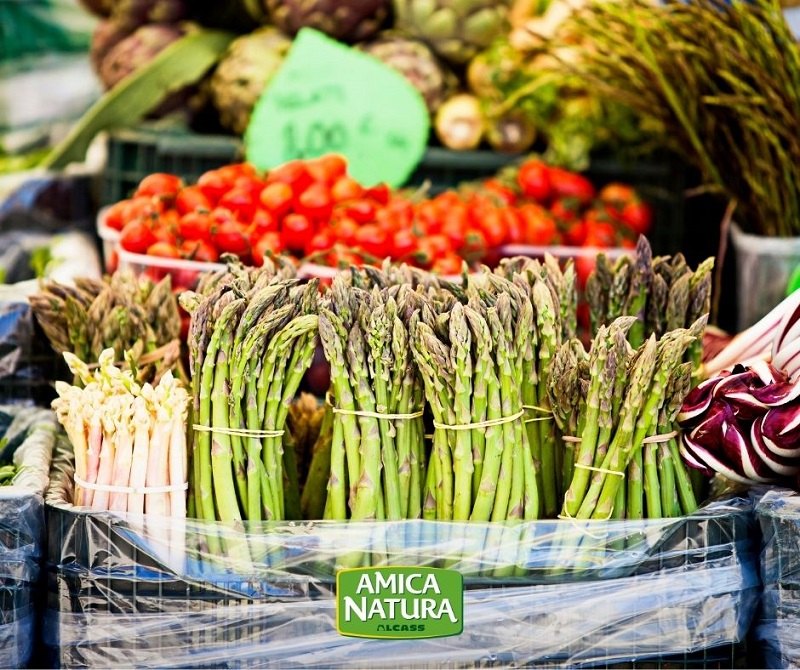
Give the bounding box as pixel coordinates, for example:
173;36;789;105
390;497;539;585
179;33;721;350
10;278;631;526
30;272;183;385
548;316;704;520
494;255;577;518
318;270;426;522
52;348;190;515
181;258;317;523
585;236;713;368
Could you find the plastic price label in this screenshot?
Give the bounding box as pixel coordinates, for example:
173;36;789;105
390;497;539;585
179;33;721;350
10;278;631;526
245;28;430;188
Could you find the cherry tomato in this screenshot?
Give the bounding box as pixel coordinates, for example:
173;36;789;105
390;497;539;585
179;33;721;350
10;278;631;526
281;213;314;253
414;200;443;236
212;220;250;256
470;203;508;247
516;160;551;203
363;182;391;206
442;219;466;251
259;182;294;218
621;199;653;236
385;198;415;229
120;219;157;254
518;204;557;246
304;228;336;258
584;219;617;248
331;176;365;203
175;186;212;216
252;232;284;266
354;224;390;260
330;216;359;246
152;225;178;246
599;183;636;208
341;199;377;224
482;179;517;206
563;220;588;246
180;239;219;263
431;252;464;276
502;207;524;245
103;199;131;231
177;210;209;242
233;174;266;200
123;195;163;224
135;173;183;202
146;241;181;258
248;208;279;238
548;168;595;206
391;228;419;259
575;256;596;289
327;245;365;269
413;235;453;268
461;228;488;262
296;182;333;222
197;170;231;205
306;154;348;184
265;160;313;195
219;188;257;222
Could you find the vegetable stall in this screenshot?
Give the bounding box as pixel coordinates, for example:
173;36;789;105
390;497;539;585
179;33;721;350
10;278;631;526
1;0;800;667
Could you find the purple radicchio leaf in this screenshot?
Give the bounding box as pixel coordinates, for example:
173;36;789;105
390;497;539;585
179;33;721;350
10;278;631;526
750;417;800;477
759;405;800;455
677;375;726;424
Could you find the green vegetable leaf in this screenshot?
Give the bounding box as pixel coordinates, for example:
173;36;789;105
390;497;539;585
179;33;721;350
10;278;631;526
43;28;235;170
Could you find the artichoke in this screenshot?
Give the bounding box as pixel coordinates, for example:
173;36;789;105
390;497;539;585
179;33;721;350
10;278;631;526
99;23;186;90
392;0;512;65
90;20;134;74
209;27;292;135
264;0;390;42
359;33;458;114
111;0;189;30
78;0;113;18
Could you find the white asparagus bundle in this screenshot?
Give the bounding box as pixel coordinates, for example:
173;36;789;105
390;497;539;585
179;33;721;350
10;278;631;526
52;348;190;517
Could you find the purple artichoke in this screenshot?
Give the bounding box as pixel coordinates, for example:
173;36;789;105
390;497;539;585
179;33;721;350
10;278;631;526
111;0;189;31
264;0;390;43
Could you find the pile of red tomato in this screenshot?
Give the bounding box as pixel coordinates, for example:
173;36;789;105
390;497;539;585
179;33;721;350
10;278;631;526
104;154;652;285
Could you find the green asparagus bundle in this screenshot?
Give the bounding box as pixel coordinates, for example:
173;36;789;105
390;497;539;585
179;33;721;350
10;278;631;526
586;236;714;368
548;316;704;520
318;269;426;522
406;270;539;523
181;258;317;523
30;271;183;385
494;255;578;518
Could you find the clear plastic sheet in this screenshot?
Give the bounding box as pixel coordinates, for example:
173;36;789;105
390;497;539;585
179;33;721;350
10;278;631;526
45;442;760;669
754;488;800;668
0;406;59;668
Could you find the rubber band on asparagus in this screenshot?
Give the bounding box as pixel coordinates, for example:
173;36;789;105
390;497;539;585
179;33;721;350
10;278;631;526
324;392;424;421
521;404;555;424
192;424;284;438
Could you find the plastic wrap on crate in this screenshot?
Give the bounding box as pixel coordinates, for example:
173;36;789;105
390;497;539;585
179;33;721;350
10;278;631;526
0;407;60;668
44;443;759;669
753;488;800;668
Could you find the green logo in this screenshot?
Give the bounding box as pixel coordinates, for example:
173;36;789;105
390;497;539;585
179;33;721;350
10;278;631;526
336;567;464;639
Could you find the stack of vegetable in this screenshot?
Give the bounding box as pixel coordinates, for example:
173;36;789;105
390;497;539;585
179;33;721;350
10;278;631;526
180;257;317;523
52;349;190;515
29;271;183;385
105;155;651;281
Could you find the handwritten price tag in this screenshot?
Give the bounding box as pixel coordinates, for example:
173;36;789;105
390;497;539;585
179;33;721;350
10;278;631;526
245;28;430;188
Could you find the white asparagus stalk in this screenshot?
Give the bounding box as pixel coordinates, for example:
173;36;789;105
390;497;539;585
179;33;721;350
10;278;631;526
92;400;120;511
168;385;189;519
53;383;90;506
84;409;104;508
109;401;136;512
128;395;152;515
144;382;172;517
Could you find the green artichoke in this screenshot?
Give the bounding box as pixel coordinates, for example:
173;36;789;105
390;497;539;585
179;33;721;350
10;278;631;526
264;0;390;42
359;33;458;114
392;0;512;65
209;26;292;135
111;0;189;30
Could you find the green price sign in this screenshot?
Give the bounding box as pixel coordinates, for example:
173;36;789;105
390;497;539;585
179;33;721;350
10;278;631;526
245;28;430;188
